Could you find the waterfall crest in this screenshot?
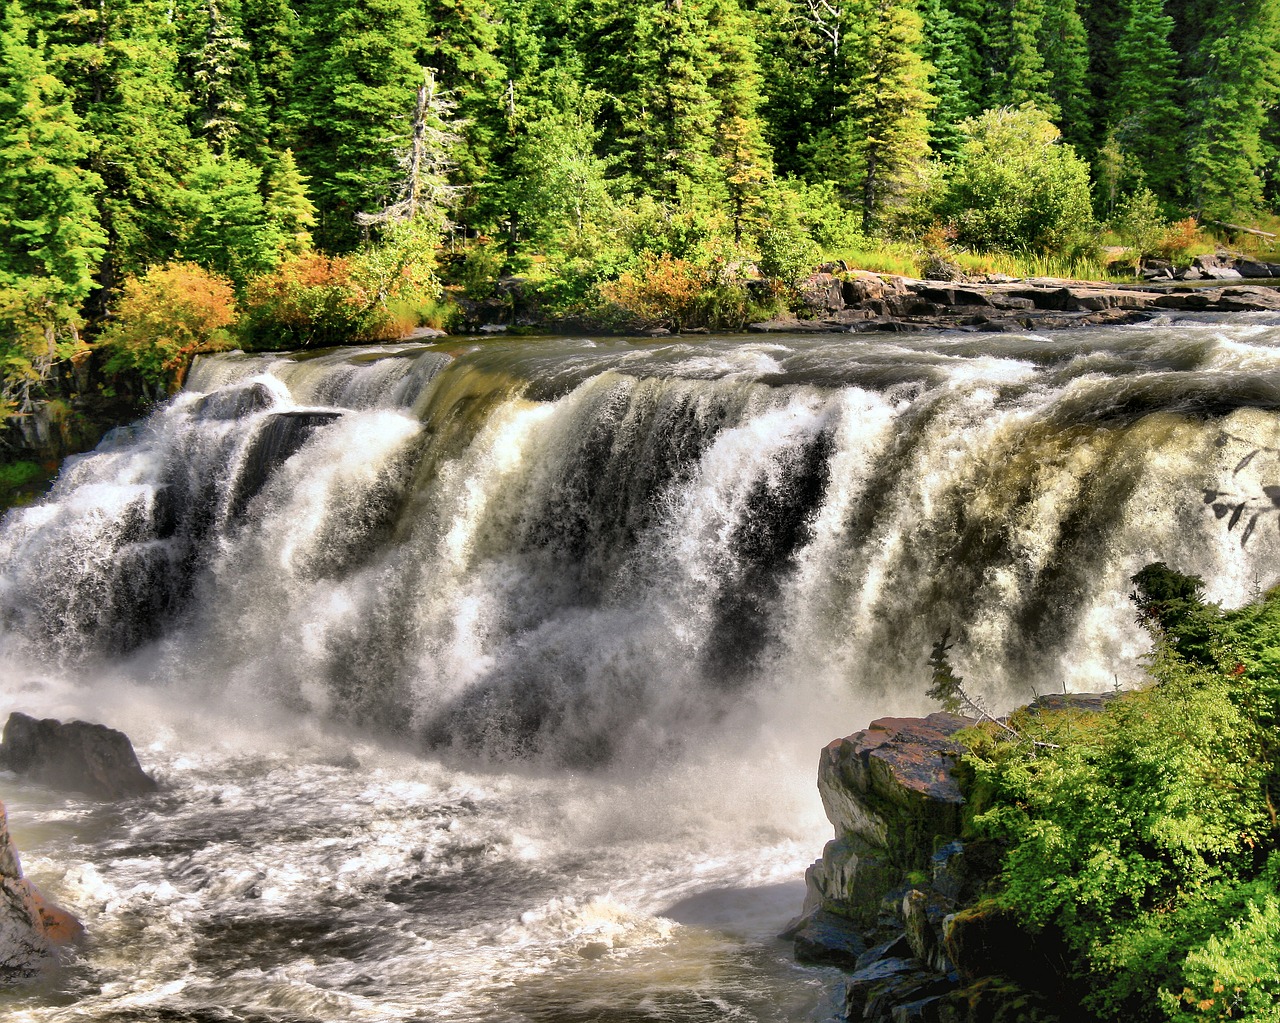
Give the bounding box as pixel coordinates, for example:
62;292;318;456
4;327;1279;763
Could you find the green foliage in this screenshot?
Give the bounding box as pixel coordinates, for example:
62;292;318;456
0;0;105;412
1112;188;1169;266
176;155;283;286
941;104;1095;254
955;565;1280;1021
289;0;429;249
0;459;46;510
925;628;965;715
755;184;821;286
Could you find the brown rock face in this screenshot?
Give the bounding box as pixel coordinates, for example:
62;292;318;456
818;713;970;869
2;712;157;800
0;800;82;984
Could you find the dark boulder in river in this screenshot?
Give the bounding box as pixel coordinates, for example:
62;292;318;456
0;799;82;983
1;712;157;799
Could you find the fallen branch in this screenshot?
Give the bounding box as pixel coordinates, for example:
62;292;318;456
1205;219;1277;240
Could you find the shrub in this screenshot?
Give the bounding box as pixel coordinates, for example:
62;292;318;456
240;253;373;350
956;566;1280;1021
598;252;713;331
940;105;1095;255
100;262;236;391
1113;188;1168;264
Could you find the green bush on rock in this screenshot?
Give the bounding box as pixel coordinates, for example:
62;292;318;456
954;565;1280;1021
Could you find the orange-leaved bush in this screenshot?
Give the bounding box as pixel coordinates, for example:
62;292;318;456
599;252;713;331
100;262;236;392
240;252;378;350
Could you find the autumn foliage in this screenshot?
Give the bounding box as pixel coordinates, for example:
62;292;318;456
100;263;236;391
599;253;714;331
240;253;379;349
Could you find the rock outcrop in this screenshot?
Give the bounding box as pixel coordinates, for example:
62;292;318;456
0;801;82;984
749;266;1280;335
1;712;157;800
796;695;1112;1022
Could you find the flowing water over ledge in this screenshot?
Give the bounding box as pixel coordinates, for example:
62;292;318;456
2;322;1280;1021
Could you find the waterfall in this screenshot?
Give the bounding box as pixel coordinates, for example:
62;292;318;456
4;327;1279;764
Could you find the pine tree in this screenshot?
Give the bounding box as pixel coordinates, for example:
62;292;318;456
34;0;206;302
355;69;461;237
188;0;268;158
507;66;611;245
752;0;851;178
988;0;1055;115
177;155;283;285
1040;0;1090;147
290;0;429;249
705;0;773;241
593;0;723;203
1107;0;1180;198
264;148;317;255
1182;0;1280;218
420;0;506;218
919;0;975;159
0;0;105;410
839;0;935;230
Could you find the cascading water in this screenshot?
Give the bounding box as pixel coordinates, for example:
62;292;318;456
2;323;1279;1021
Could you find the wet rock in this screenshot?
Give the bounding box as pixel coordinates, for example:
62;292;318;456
818;713;971;866
0;800;82;984
790;909;868;968
1;712;157;800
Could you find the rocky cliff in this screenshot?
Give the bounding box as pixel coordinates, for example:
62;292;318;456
794;695;1113;1022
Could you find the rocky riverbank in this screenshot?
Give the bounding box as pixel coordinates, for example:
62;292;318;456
750;264;1280;335
792;695;1114;1022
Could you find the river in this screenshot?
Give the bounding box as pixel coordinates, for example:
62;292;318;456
2;321;1279;1021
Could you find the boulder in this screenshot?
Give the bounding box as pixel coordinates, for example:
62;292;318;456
1;712;157;800
800;272;846;313
0;800;82;984
1235;259;1274;278
790;909;869;968
818;713;971;867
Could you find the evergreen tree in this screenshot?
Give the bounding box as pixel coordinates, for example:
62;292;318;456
355;69;461;237
752;0;851;178
176;155;283;285
593;0;723;203
1107;0;1180;199
1040;0;1090;146
919;0;975;159
264;148;317;255
507;68;611;245
188;0;268;158
420;0;506;219
0;0;105;410
240;0;294;131
1182;0;1280;219
35;0;206;301
837;0;935;230
706;0;773;240
988;0;1055;115
290;0;429;248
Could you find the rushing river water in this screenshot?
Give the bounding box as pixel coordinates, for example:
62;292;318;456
3;321;1280;1021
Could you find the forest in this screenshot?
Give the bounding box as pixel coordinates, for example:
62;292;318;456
2;0;1280;416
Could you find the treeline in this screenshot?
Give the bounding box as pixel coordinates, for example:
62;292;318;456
2;0;1280;410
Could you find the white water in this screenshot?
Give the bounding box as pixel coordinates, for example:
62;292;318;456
3;324;1280;1020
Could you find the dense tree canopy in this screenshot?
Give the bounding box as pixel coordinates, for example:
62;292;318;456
3;0;1280;404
